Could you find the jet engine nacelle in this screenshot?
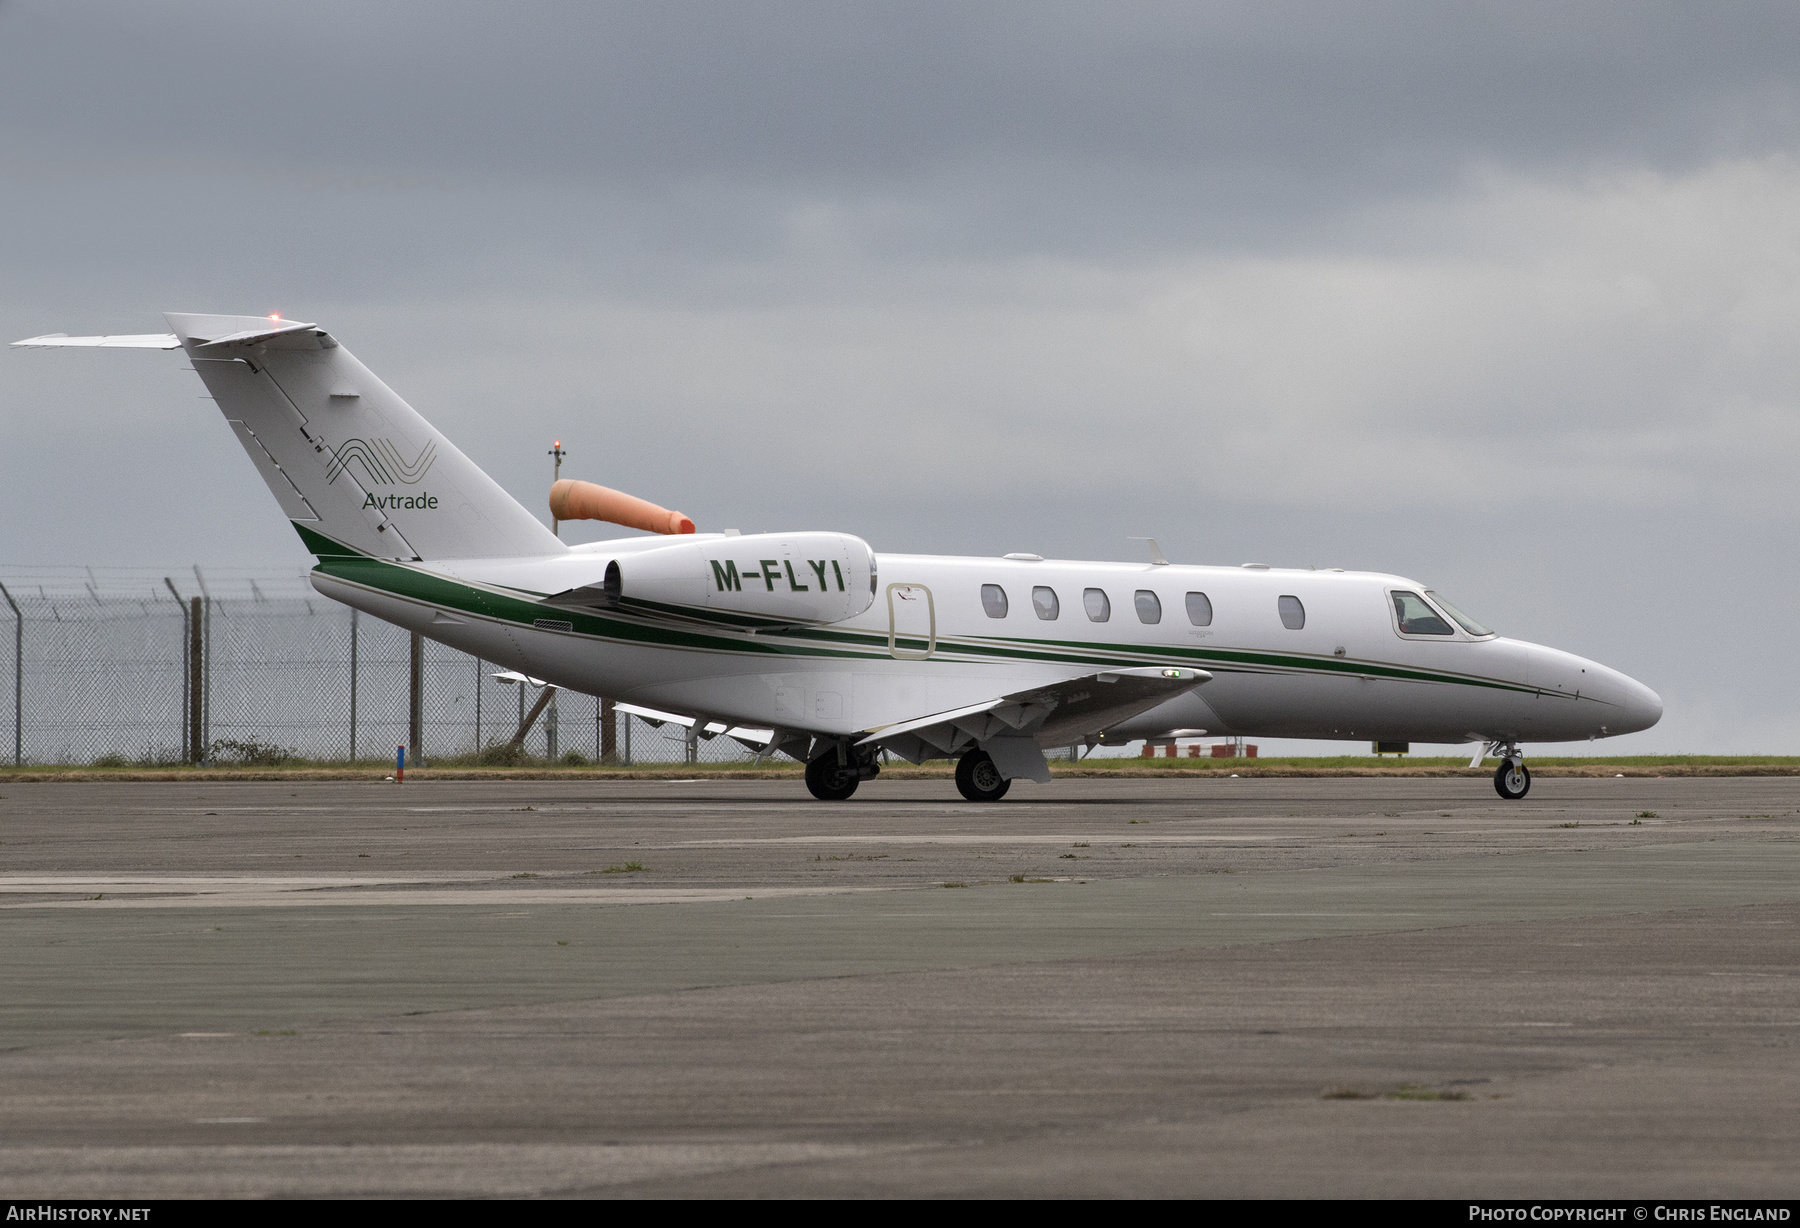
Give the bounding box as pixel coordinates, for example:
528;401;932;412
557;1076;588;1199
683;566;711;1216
605;531;877;625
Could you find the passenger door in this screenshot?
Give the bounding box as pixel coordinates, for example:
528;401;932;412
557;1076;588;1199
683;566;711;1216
886;583;936;660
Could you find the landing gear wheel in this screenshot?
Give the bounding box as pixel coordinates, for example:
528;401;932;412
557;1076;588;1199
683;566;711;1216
1494;759;1530;800
955;749;1011;802
805;755;860;801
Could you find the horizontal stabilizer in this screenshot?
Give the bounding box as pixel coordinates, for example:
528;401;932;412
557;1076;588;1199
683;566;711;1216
193;320;321;349
11;333;181;349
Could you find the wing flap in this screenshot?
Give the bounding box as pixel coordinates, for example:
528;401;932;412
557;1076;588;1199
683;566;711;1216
857;665;1210;767
612;701;778;748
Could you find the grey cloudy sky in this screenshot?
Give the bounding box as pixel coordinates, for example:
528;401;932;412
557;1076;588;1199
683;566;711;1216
4;1;1799;753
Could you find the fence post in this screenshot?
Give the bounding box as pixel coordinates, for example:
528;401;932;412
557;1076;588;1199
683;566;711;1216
349;608;359;763
188;597;203;764
0;583;21;767
546;691;558;761
621;713;631;766
475;657;483;755
192;567;211;757
601;697;616;765
163;579;188;763
409;631;423;767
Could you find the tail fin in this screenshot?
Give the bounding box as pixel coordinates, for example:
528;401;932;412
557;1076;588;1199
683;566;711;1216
162;313;563;561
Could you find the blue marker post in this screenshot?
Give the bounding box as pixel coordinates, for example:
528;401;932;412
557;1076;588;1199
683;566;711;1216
396;745;405;784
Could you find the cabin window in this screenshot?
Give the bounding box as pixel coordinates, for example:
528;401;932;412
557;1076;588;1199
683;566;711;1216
1425;590;1493;637
1392;591;1454;636
1032;586;1060;620
980;584;1009;619
1278;595;1305;630
1185;592;1212;626
1134;590;1162;624
1083;588;1111;622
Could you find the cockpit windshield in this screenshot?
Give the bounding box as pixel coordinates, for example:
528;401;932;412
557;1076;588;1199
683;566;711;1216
1392;591;1454;635
1424;590;1494;637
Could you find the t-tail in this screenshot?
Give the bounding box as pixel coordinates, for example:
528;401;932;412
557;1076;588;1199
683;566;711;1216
14;313;565;562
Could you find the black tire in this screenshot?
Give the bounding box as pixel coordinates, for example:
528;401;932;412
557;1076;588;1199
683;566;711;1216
1494;759;1530;800
805;754;860;801
955;749;1012;802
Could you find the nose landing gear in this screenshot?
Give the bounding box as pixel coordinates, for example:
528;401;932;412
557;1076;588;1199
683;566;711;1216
1486;741;1530;800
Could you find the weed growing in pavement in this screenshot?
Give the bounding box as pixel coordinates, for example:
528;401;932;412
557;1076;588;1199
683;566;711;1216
1385;1084;1472;1101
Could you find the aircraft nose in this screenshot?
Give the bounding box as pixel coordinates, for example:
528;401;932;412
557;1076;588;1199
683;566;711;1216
1627;673;1663;731
1614;673;1663;734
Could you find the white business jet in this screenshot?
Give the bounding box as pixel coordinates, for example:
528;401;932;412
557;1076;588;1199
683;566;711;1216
14;314;1661;801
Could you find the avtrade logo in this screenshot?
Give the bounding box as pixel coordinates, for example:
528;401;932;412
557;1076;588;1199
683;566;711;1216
327;437;437;486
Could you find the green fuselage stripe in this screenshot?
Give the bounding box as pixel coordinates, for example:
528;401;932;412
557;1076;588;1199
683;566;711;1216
300;522;1545;697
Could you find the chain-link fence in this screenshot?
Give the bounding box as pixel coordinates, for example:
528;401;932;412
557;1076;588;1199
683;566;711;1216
0;567;757;767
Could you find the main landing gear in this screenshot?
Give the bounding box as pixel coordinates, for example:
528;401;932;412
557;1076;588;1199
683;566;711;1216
1492;745;1530;800
804;744;881;801
955;749;1011;803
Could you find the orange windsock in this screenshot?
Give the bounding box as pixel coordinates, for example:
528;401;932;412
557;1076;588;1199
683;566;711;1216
549;479;695;535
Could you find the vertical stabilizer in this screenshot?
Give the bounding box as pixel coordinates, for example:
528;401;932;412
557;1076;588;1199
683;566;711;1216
165;313;564;561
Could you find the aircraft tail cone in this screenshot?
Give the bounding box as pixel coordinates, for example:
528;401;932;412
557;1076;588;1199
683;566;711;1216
549;479;695;535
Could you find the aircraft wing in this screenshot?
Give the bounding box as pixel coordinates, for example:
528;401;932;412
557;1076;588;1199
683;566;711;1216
857;665;1211;774
11;333;182;349
612;702;786;755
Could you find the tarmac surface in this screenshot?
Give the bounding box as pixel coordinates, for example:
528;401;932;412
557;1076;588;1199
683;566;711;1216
0;774;1796;1198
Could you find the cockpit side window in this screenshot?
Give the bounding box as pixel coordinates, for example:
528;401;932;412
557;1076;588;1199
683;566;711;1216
981;584;1008;619
1392;591;1454;636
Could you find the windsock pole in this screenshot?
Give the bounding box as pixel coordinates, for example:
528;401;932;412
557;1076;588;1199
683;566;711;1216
548;441;566;537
